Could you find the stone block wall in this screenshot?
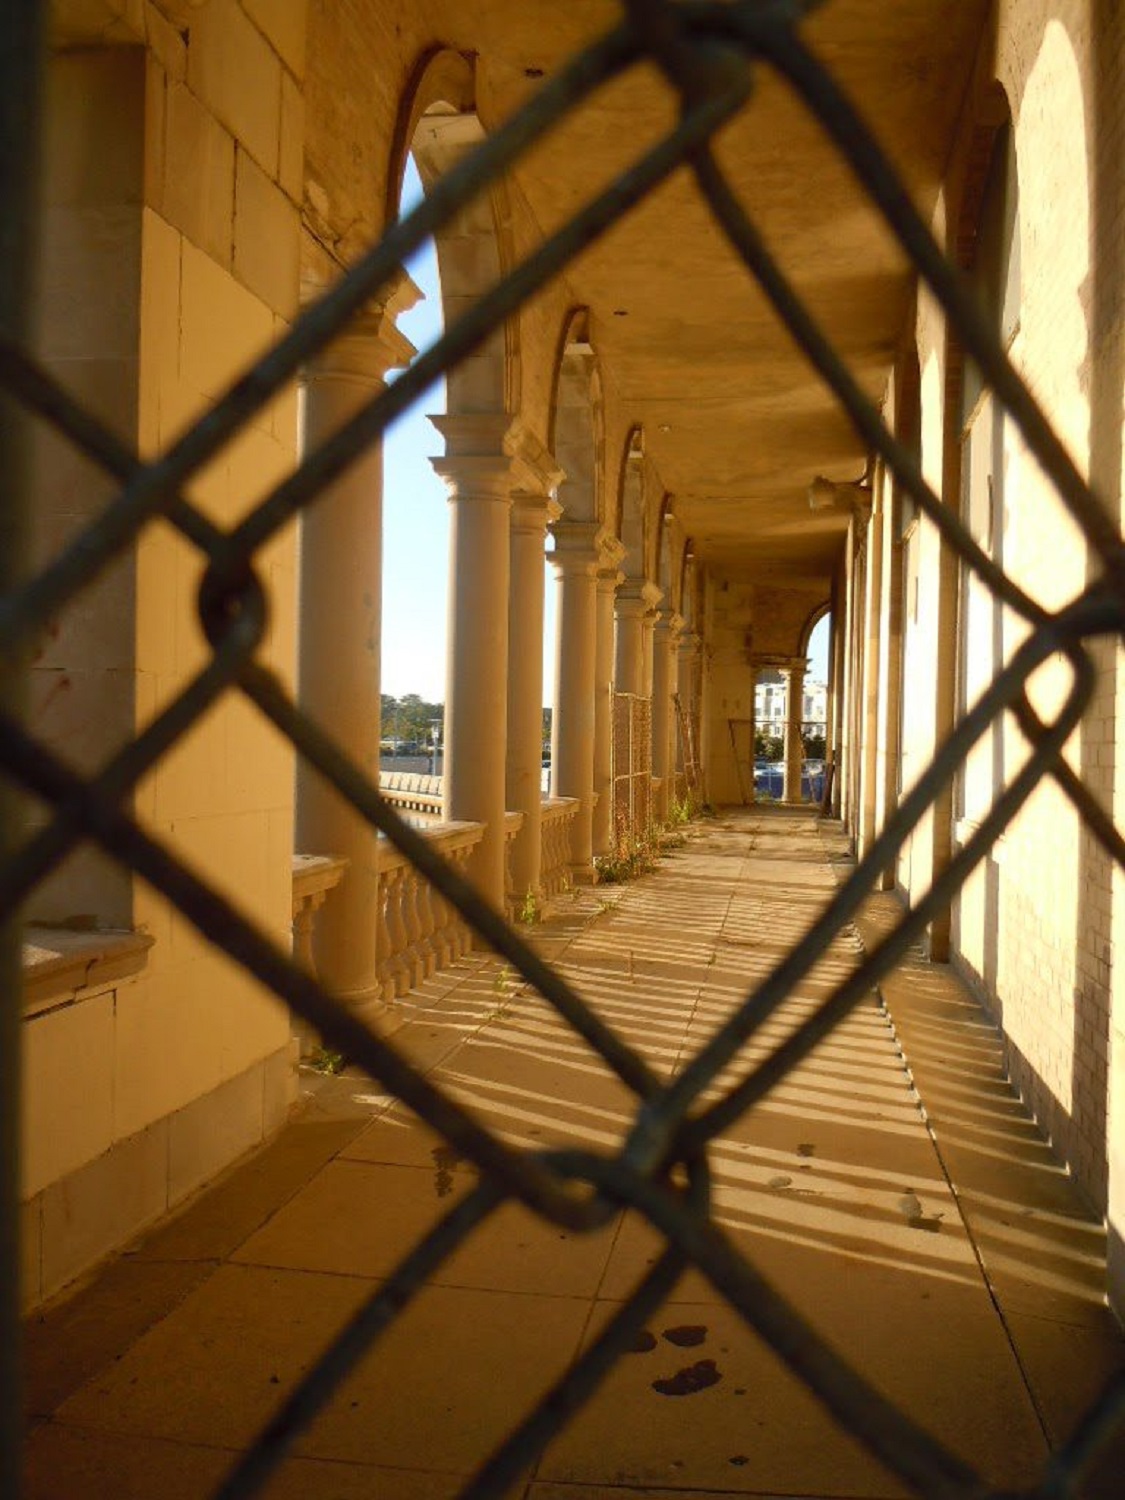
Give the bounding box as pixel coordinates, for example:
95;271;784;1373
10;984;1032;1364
853;0;1125;1316
21;1;308;1306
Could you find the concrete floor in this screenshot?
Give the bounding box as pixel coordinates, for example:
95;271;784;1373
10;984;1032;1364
23;809;1125;1499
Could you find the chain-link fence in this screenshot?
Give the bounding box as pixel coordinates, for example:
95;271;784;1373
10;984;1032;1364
4;1;1125;1497
612;690;654;848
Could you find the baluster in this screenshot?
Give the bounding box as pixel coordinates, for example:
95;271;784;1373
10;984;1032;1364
397;863;422;988
376;864;394;1001
384;867;412;997
545;816;557;897
450;847;473;957
431;879;455;966
416;869;438;979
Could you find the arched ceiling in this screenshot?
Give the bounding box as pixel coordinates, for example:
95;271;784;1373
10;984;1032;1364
311;0;992;586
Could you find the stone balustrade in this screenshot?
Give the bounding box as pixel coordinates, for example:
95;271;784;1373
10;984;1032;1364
377;821;484;1000
540;797;579;899
375;778;579;934
291;854;348;977
379;771;443;818
502;810;526;919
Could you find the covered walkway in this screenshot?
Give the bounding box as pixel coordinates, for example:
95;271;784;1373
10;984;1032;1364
24;810;1125;1499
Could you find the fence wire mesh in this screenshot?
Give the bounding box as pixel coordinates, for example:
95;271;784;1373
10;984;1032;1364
3;1;1125;1497
613;691;653;849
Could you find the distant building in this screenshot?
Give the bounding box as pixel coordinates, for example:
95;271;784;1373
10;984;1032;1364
754;671;828;732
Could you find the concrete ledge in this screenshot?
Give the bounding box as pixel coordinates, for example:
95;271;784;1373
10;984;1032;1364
22;1044;296;1311
22;926;153;1017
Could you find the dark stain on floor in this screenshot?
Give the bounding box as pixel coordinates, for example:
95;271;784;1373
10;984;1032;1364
652;1358;722;1397
662;1324;707;1348
431;1144;463;1197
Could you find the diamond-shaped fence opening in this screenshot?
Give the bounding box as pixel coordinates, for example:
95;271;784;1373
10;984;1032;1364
3;2;1125;1498
613;691;653;850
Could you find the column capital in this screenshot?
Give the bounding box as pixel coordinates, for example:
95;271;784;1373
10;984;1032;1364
808;475;873;524
750;652;803;672
430;411;514;458
430;413;518;501
654;609;685;639
549;518;610;576
302;269;420;386
506;419;565;497
432;453;515;503
615;576;662;614
430;414;565;506
598;533;626;573
511;491;562;536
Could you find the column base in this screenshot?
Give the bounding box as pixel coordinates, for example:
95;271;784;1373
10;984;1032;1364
291;984;390;1058
569;862;599;886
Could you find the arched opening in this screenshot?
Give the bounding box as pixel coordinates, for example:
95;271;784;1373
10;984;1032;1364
380;152;447;769
951;87;1020;988
381;49;519;776
543;311;604;789
618;426;646;580
609;427;654;841
894;340;923;891
381;48;525;908
545;311;608;867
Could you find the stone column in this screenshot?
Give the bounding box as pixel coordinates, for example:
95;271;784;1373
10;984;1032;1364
747;659;761;805
296;288;416;1004
505;456;562;911
550;519;606;881
651;611;683;823
784;659;808;804
859;490;885;857
593;544;625;857
431;414;519;911
641;609;656;700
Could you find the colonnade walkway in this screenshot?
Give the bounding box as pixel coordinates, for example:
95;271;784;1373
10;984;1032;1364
24;810;1125;1498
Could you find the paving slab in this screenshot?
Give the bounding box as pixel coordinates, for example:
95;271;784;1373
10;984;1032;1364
23;808;1125;1500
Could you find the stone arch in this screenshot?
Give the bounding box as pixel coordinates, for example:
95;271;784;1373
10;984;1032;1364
678;540;697;626
388;47;520;418
654;494;676;605
617;427;646;577
797;600;831;661
547;308;603;523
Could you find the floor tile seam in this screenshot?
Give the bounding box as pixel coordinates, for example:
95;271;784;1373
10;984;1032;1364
813;829;1060;1447
24;1264;220;1423
28;1414;255;1458
212;1259;620;1308
527;1490;903;1500
125;1113;375;1276
838;893;1058;1451
668;828;745;1082
226;1253;623;1305
518;1267;628;1489
30;1415;512;1484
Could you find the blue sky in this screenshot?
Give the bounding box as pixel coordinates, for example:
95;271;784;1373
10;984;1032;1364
381;159;559;703
380;160;829;701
